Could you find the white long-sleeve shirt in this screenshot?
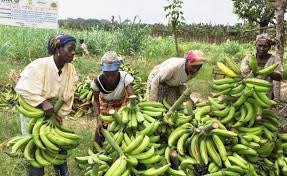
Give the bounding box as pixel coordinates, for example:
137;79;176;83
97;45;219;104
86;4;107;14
147;57;197;101
15;56;78;117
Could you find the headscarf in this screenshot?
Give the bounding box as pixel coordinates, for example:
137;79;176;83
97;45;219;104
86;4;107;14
48;34;76;55
255;33;276;46
100;51;123;72
184;50;205;65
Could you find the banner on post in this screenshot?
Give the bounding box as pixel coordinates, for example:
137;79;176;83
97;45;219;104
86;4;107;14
0;0;58;29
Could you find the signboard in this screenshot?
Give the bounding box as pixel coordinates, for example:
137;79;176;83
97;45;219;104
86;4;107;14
0;0;58;29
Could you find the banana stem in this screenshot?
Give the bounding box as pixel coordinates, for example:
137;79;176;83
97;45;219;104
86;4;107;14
50;99;64;122
129;95;137;109
199;122;219;135
185;101;194;116
109;109;123;125
164;87;192;125
101;128;124;156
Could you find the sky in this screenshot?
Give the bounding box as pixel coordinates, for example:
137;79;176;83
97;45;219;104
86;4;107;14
58;0;241;25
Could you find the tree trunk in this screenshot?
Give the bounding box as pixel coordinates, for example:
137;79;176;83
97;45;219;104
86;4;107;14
259;22;269;33
269;0;287;62
275;5;286;62
172;24;180;57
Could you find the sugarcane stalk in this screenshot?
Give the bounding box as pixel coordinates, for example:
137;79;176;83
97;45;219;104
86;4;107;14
164;87;192;124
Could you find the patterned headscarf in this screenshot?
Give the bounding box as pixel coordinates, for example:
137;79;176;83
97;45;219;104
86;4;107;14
184;50;205;65
256;33;276;46
47;34;76;55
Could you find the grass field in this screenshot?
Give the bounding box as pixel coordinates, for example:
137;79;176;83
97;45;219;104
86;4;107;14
0;24;274;175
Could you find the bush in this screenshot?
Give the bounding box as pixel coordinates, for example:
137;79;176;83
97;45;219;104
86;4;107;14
114;17;148;55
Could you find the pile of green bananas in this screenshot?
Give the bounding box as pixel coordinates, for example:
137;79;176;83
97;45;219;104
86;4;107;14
171;62;283;175
0;84;18;110
120;64;147;101
5;97;81;168
70;78;94;120
75;79;94;103
75;100;173;175
99;100;166;133
75;61;286;175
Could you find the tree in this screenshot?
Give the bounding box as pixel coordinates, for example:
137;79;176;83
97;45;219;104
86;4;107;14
232;0;275;33
164;0;185;57
269;0;287;61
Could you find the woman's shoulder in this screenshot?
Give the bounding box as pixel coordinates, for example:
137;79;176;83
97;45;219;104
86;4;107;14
119;71;133;77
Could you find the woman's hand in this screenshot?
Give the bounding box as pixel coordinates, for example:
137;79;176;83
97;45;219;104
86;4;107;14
95;120;103;145
55;114;63;124
41;100;54;117
270;71;282;81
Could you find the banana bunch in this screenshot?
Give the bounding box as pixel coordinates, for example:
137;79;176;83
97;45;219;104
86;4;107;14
75;98;171;176
75;79;94;103
273;155;287;176
16;96;44;118
120;64;147;101
0;84;18;110
249;55;279;77
5;117;80;168
70;78;94;119
6;98;81;168
99;100;166;134
222;55;241;75
92;127;169;176
75;148;112;176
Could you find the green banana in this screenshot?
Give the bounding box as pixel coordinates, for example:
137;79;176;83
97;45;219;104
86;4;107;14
124;134;144;153
141;163;170;176
35;148;50;166
133;146;155;160
199;136;209;165
212;134;227;161
206;137;222;167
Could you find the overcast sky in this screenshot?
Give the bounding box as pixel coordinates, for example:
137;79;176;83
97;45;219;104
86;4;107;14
58;0;241;25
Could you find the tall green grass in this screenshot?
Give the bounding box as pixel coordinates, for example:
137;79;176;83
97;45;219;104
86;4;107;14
0;25;255;62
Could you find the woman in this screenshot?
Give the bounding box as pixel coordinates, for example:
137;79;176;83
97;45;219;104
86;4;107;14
240;33;283;99
91;51;135;140
15;34;78;176
147;50;205;105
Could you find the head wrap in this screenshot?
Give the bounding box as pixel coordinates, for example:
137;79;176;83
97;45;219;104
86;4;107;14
101;51;123;72
48;34;76;55
184;50;205;65
255;33;276;46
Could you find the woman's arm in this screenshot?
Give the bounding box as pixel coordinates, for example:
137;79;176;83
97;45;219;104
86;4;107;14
93;91;100;116
126;84;135;97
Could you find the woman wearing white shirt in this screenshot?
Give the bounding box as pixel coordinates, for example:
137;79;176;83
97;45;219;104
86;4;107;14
91;51;135;140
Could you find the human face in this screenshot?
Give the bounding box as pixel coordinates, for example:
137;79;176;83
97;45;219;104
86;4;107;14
256;39;271;56
103;71;119;84
58;41;76;63
185;63;202;75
